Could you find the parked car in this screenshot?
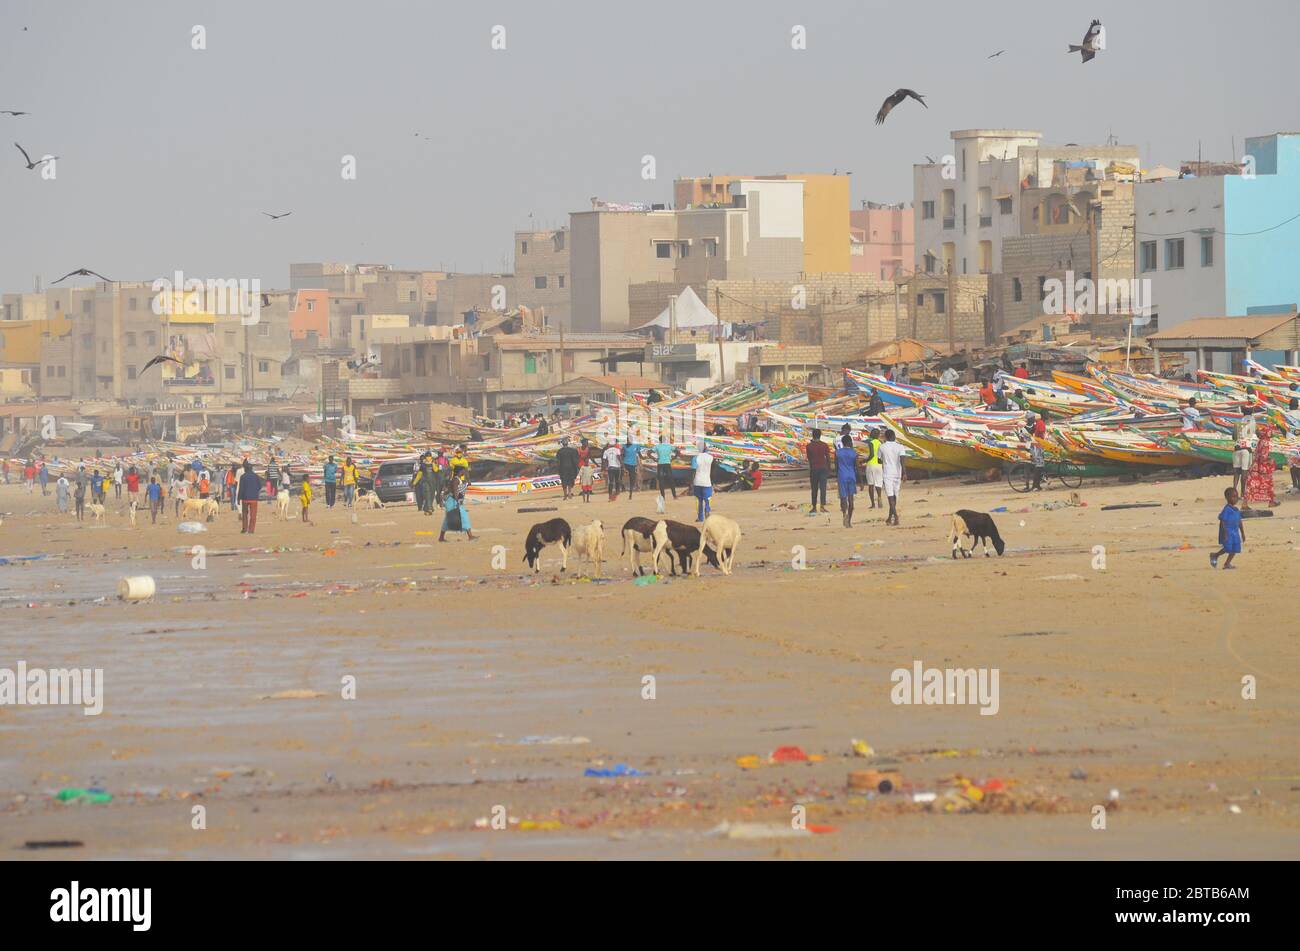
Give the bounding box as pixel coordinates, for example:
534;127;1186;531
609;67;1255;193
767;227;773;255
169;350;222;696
371;460;417;503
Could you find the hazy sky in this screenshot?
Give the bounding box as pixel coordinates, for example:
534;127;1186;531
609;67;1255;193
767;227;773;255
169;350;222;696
2;0;1298;292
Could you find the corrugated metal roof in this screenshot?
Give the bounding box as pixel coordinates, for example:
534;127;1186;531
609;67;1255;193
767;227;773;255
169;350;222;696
1147;313;1296;342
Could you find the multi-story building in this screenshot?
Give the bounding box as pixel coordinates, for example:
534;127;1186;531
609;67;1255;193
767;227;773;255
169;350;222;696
433;273;516;325
571;179;806;333
513;228;571;325
913;130;1139;277
1134;132;1300;334
850;202;913;280
674;172;850;274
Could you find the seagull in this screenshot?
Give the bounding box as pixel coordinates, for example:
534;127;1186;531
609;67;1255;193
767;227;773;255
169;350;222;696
262;211;292;220
1;110;28;117
1068;19;1104;63
987;50;1006;59
52;268;114;284
14;141;55;169
875;89;926;125
142;354;184;374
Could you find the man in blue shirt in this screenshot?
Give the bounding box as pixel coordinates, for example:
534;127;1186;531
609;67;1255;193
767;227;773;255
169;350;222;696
622;437;642;498
654;436;677;499
146;476;163;524
238;462;263;534
835;435;860;528
322;456;338;508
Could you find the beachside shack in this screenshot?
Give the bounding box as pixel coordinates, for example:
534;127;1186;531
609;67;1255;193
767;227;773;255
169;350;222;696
1146;312;1300;375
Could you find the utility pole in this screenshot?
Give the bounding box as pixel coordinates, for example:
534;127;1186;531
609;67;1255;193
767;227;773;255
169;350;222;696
714;287;726;383
559;322;566;385
946;264;956;355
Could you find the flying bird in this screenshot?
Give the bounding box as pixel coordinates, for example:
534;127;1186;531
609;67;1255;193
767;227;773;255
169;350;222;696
1;110;28;117
51;268;113;285
987;50;1006;59
875;89;926;125
142;354;183;374
1068;19;1104;63
14;141;55;169
262;211;292;220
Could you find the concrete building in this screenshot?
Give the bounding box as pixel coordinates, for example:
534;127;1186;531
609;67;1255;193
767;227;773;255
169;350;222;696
1134;132;1300;337
571;180;805;333
674;173;850;274
850;202;913;280
433;272;515;325
913;130;1139;277
513;228;571;325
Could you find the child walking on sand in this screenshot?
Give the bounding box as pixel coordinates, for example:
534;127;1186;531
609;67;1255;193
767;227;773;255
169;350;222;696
299;475;313;524
1210;486;1245;569
579;459;595;503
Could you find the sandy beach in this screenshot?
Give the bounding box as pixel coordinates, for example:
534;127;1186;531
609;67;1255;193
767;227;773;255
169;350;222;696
2;469;1298;860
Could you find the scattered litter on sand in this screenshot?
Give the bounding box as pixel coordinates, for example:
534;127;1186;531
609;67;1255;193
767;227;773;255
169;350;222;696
258;689;326;700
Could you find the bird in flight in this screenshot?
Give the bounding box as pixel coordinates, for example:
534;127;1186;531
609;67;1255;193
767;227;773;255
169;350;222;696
14;141;56;169
52;267;113;285
262;211;292;220
987;50;1006;59
142;354;184;374
875;89;926;125
1;110;29;117
1068;19;1104;63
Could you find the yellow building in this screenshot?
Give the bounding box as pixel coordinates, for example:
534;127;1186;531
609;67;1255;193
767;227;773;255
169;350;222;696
0;315;72;364
674;172;850;275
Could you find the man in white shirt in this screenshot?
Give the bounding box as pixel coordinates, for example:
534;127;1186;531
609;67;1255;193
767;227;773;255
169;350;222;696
113;463;124;500
602;442;622;500
939;366;959;386
878;429;906;525
1180;398;1201;432
692;443;714;522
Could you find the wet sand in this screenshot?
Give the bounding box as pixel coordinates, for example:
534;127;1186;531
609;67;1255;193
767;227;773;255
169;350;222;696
2;471;1298;859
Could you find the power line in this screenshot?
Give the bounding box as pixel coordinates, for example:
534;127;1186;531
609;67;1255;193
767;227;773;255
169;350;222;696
1133;210;1300;238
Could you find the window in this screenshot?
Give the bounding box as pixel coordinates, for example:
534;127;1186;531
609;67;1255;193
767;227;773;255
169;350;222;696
703;238;718;257
678;241;690;258
409;291;416;301
558;274;565;288
128;297;138;310
1038;277;1049;301
224;365;236;380
258;360;270;373
525;352;537;374
1140;241;1157;273
998;197;1013;215
81;333;93;350
933;292;945;314
127;366;137;380
58;365;66;377
258;322;269;336
359;321;366;339
1013;277;1023;302
1165;238;1185;270
534;276;548;290
923;252;936;274
655;242;671;258
917;294;925;307
1200;235;1214;267
892;230;901;242
520;241;528;255
45;365;53;378
145;331;156;346
553;232;565;251
306;299;315;312
922;201;935;220
81;300;91;313
125;332;136;347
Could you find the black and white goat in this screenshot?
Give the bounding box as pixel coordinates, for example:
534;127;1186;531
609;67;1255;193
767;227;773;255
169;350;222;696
523;517;572;572
650;519;721;576
950;510;1006;558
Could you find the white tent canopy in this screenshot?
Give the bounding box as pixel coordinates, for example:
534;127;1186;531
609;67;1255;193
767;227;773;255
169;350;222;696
636;286;727;331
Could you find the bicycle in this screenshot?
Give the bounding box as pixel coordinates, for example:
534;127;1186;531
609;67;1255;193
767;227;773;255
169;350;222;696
1006;460;1084;493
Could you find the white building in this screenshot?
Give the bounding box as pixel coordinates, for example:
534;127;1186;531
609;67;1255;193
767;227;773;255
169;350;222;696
913;130;1139;277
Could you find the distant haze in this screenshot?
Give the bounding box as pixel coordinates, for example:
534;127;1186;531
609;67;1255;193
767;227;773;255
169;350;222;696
2;0;1297;290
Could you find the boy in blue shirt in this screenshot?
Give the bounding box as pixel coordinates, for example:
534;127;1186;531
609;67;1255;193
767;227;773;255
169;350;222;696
146;476;163;524
1210;486;1244;569
835;435;860;528
622;438;642;497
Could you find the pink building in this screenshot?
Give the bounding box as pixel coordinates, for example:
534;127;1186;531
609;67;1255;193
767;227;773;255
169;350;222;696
288;289;330;341
850;203;913;279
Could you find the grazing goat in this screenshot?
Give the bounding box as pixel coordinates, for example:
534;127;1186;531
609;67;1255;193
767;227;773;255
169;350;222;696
569;519;605;577
950;510;1006;558
274;488;292;519
128;499;138;527
356;490;385;510
181;498;209;521
621;516;664;576
87;502;106;525
695;514;741;576
650;520;721;576
523;517;572;573
202;498;221;522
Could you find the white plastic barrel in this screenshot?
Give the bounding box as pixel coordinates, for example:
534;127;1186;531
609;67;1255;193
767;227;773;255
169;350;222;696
117;576;156;601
